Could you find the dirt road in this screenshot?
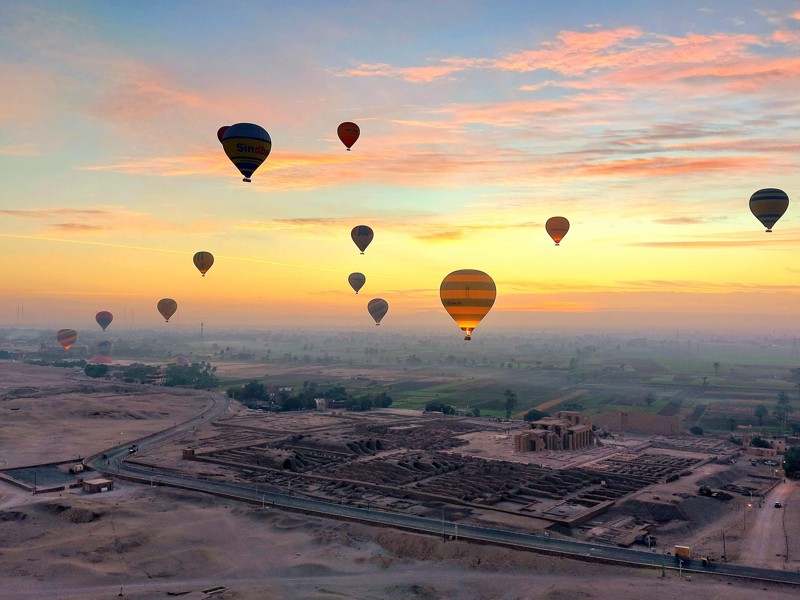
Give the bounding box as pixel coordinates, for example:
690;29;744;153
748;481;796;568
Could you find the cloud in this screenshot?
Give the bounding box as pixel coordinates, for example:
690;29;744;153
0;143;39;156
49;223;107;232
653;217;706;225
336;57;489;82
0;208;109;219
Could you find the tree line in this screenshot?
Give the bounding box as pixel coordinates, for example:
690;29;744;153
227;380;392;412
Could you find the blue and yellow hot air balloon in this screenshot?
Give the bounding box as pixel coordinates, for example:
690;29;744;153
440;269;496;340
220;123;271;182
749;188;789;232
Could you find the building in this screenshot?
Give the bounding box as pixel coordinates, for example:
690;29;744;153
83;478;114;493
516;411;594;452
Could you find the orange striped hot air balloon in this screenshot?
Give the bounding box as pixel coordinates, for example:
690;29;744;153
367;298;388;325
57;328;78;350
337;122;360;150
749;188;789;232
193;251;214;277
545;216;570;246
157;298;178;322
440;269;496;340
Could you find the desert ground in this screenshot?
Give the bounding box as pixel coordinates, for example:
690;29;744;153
1;361;799;599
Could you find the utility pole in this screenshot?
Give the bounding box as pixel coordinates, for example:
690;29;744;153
661;549;666;578
722;532;727;561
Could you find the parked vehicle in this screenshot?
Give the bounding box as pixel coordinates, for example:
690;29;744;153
128;444;139;453
674;545;691;562
775;501;783;508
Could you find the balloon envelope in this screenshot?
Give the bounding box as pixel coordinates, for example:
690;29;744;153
367;298;389;325
337;122;360;150
57;328;78;350
221;123;271;182
348;272;366;294
440;269;496;340
749;188;789;232
95;340;113;357
193;251;214;277
157;298;178;322
351;225;374;254
545;216;570;246
95;310;113;331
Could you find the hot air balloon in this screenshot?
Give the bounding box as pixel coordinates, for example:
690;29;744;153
57;328;78;350
216;126;229;143
220;123;271;182
749;188;789;232
337;122;360;151
95;339;113;357
367;298;388;326
545;216;570;246
348;272;366;294
95;310;113;331
440;269;496;341
157;298;178;322
351;225;374;254
193;251;214;277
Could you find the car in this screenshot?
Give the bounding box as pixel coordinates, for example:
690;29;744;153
774;501;783;508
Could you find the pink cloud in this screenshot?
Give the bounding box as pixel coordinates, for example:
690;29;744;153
337;57;488;82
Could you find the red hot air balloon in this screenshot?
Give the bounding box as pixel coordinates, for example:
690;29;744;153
157;298;178;322
95;310;113;331
545;216;570;246
216;126;229;143
57;328;78;350
337;122;360;151
351;225;374;254
367;298;388;325
220;123;271;182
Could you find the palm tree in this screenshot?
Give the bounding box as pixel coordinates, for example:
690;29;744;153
504;389;518;420
754;404;768;426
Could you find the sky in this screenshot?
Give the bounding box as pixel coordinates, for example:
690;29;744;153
3;1;800;335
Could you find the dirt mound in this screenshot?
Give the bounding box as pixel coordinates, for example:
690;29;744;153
609;499;684;523
383;583;441;599
61;507;100;523
0;510;28;522
34;502;101;523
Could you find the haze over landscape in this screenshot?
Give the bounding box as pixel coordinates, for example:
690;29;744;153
4;2;800;599
3;1;800;332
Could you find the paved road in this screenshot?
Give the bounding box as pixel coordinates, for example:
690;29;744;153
85;396;800;587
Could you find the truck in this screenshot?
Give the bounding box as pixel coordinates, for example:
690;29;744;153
673;545;691;562
128;444;139;454
68;463;84;474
